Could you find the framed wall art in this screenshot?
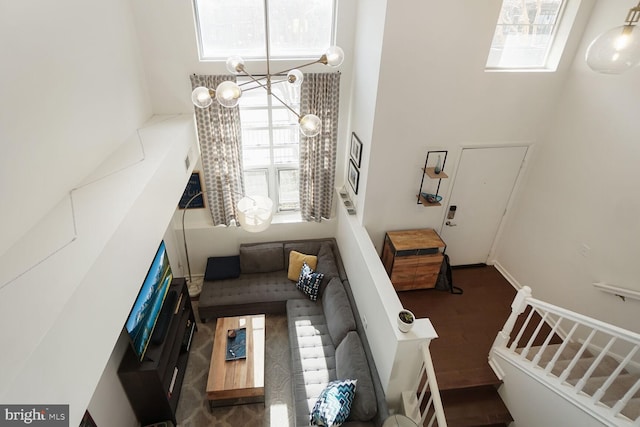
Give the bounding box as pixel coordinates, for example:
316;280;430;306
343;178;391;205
178;171;205;209
348;159;360;194
350;132;363;168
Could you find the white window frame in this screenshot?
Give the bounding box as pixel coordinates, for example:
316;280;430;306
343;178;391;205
485;0;580;72
239;80;301;213
192;0;338;61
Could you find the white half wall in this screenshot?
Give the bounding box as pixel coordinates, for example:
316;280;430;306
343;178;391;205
0;115;198;426
335;196;438;410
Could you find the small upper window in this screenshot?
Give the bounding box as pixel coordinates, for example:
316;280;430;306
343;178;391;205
486;0;567;70
193;0;336;60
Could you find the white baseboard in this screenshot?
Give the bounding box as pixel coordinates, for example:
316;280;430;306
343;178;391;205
493;261;523;291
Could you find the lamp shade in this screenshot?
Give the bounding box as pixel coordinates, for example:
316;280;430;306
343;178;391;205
215;81;242;108
191;86;213;108
299;114;322;137
586;25;640;74
237;196;273;233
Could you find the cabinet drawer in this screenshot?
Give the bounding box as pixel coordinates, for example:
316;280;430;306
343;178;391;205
392;255;423;268
417;253;443;267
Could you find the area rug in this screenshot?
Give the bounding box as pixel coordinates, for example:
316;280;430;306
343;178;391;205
175;306;294;427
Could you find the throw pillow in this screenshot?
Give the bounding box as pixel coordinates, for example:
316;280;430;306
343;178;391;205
204;256;241;281
310;379;357;427
296;262;324;301
288;250;318;281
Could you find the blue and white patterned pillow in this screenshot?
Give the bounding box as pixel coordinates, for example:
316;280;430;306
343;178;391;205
310;379;357;426
297;261;324;301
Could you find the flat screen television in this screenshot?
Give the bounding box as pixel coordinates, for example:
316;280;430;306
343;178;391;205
125;240;173;361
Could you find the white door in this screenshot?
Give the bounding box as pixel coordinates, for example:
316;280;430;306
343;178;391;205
440;146;527;266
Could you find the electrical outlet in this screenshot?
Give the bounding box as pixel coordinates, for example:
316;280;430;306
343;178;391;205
580;243;591;258
362;315;368;329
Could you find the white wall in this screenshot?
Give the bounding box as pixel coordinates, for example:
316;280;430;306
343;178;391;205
0;0;151;257
0;115;198;426
361;0;595;251
495;0;640;335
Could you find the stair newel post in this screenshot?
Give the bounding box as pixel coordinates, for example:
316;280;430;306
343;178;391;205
492;286;532;349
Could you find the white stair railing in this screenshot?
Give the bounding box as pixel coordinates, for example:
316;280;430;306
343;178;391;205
402;342;448;427
491;286;640;427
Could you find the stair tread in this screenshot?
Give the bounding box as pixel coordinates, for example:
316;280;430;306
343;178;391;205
603;397;640;421
439;386;513;427
570;373;640;402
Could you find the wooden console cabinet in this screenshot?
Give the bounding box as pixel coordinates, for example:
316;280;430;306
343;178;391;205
382;229;446;291
118;277;196;426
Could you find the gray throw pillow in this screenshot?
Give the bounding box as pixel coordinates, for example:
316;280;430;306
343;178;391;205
335;331;377;422
316;242;340;293
239;243;284;273
322;278;356;346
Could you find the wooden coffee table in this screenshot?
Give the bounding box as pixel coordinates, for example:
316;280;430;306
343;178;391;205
206;314;265;408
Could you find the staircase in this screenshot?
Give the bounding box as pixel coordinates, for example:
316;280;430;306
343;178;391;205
490;286;640;426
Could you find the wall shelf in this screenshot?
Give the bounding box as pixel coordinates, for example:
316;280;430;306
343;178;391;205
417;151;448;207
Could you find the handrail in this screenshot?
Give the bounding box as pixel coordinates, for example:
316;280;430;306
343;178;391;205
402;342;448;426
491;286;640;426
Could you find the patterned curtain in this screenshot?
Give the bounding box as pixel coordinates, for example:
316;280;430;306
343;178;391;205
299;73;340;222
190;75;244;226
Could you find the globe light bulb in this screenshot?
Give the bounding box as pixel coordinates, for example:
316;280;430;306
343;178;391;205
324;46;345;67
191;86;213;108
215;81;242;108
287;69;304;87
226;56;245;74
299;114;321;137
586;25;640;74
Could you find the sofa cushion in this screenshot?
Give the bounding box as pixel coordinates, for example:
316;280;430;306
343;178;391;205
204;255;241;281
316;242;340;293
310;379;357;426
297;262;324;301
287;299;337;426
336;332;377;422
239;242;284;273
284;241;322;269
288;250;318;280
322;278;357;347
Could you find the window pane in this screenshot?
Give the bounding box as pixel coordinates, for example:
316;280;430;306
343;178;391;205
272;126;299;145
268;0;333;58
194;0;266;59
278;169;299;210
244;169;269;198
243;148;271;168
239;108;269;126
194;0;334;60
486;0;564;69
273;146;298;164
242;128;270;147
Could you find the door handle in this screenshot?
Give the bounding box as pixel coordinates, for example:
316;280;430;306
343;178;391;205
445;221;457;227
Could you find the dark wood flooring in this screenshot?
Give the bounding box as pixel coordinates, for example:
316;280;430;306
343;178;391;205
398;265;517;426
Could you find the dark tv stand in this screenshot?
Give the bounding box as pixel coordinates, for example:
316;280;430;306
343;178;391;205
118;277;196;426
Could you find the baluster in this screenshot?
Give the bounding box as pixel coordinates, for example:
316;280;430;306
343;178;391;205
575;336;617;393
521;311;549;359
532;316;564;367
593;345;639;403
494;286;532;349
510;308;535;353
545;322;579;374
611;376;640;419
559;329;596;383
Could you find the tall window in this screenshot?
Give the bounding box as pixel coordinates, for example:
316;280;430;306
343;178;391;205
486;0;566;70
239;78;301;211
193;0;336;60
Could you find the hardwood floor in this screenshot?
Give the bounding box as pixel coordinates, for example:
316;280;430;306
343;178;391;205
398;265;516;426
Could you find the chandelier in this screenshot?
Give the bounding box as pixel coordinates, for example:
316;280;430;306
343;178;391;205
586;1;640;74
190;0;344;137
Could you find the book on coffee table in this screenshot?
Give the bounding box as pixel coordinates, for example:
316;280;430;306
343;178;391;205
225;328;246;361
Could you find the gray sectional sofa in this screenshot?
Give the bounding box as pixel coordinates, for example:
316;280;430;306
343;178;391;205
198;238;389;426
